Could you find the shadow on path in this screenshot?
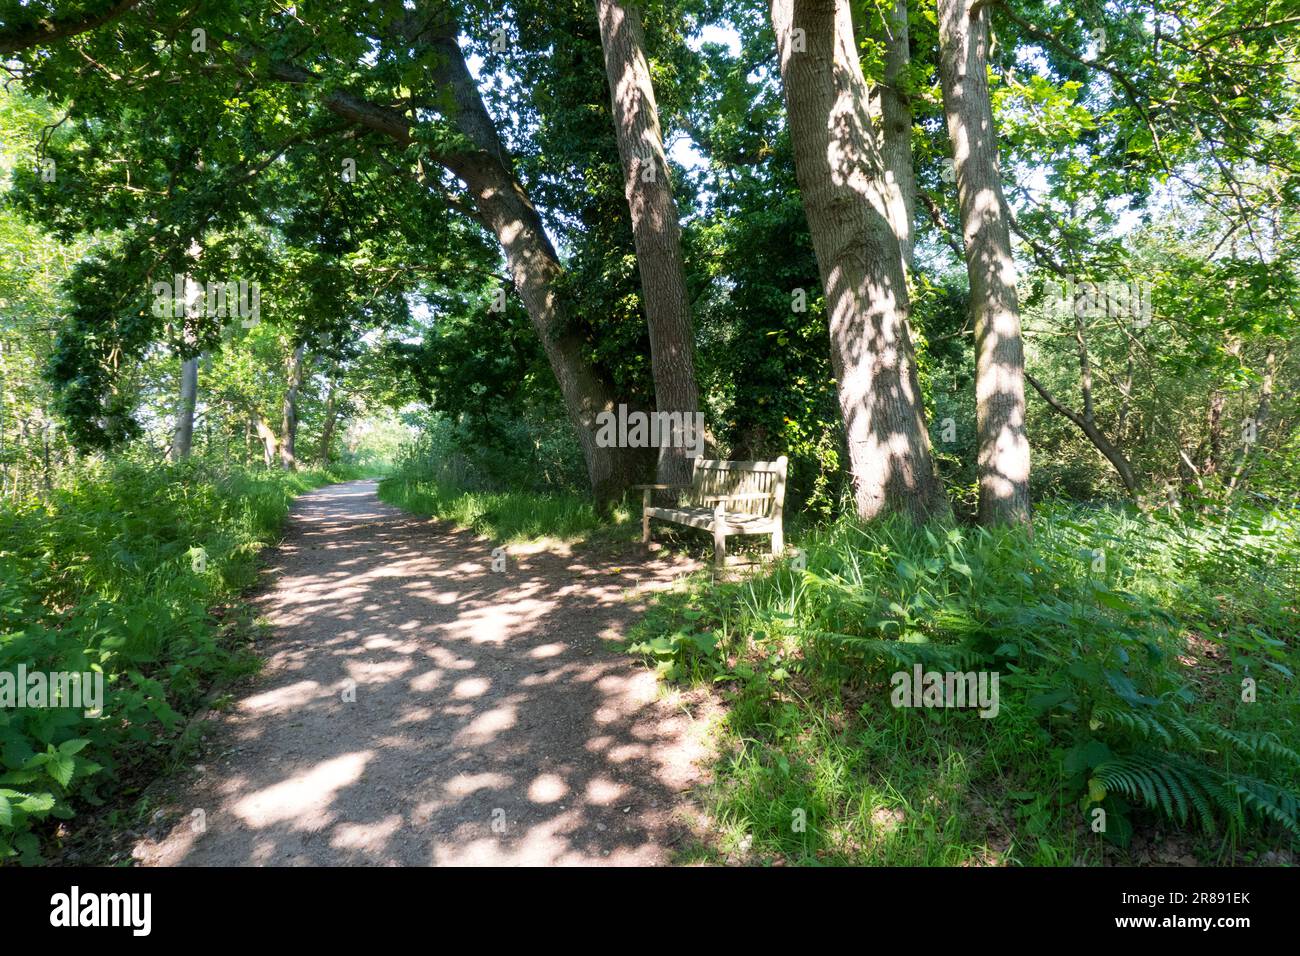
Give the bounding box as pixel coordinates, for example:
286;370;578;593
135;480;713;866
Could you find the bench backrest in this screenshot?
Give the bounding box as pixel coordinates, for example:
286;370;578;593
688;457;788;520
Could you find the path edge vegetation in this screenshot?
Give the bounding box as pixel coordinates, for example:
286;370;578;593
0;459;365;864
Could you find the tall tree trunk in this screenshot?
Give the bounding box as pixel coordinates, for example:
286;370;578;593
425;27;649;508
594;0;701;487
769;0;946;522
319;378;338;467
937;0;1032;526
40;414;52;491
170;354;199;461
279;343;305;471
1226;346;1278;497
869;0;917;274
1204;390;1225;477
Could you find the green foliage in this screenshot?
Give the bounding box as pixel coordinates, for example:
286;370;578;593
0;457;342;862
379;421;629;543
630;502;1300;862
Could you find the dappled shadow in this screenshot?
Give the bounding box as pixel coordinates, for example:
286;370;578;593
776;8;944;522
134;480;712;866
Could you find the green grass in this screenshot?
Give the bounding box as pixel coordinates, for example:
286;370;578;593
630;501;1300;865
0;457;350;863
378;472;634;544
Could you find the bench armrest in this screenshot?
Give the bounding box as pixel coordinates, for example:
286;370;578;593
633;483;691;491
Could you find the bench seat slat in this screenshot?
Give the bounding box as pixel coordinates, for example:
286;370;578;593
645;506;776;532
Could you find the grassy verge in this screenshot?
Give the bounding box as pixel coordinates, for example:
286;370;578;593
378;472;635;545
0;458;352;863
631;502;1300;865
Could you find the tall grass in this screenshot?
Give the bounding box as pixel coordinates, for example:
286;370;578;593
0;457;347;862
633;501;1300;864
378;472;623;542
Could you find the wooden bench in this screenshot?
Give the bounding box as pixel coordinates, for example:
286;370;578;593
637;457;788;569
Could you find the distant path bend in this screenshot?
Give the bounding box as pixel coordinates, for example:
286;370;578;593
135;479;709;866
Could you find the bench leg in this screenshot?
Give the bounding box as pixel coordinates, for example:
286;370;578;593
642;489;652;545
712;504;728;569
771;524;784;557
713;528;727;569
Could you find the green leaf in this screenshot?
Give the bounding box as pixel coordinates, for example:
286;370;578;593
46;753;75;788
58;738;90;757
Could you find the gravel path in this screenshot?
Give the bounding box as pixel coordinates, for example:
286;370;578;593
133;480;712;866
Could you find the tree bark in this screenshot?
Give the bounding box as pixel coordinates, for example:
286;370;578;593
319;378;338;467
279;343;305;470
769;0;946;522
868;0;917;274
936;0;1032;526
0;0;141;54
594;0;701;487
424;27;649;508
170;355;199;461
1226;346;1278;497
255;415;278;469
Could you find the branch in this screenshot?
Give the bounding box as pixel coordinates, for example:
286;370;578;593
0;0;141;54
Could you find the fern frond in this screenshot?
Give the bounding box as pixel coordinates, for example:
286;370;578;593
1097;751;1300;838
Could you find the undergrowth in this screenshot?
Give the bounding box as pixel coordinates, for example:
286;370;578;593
378;472;632;543
0;457;349;863
630;501;1300;864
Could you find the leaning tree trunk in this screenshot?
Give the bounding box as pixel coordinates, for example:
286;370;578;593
937;0;1032;527
1025;372;1140;497
769;0;947;522
594;0;701;487
170;354;199;461
427;30;649;508
279;343;305;471
255;416;278;469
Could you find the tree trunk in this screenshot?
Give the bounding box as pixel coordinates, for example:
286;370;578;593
426;29;649;508
769;0;947;522
255;415;278;469
869;0;917;274
937;0;1032;527
1026;372;1140;497
40;415;52;491
594;0;701;488
170;354;199;461
280;343;305;470
319;379;338;466
1226;346;1278;497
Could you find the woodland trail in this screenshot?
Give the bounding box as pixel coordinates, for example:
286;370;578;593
133;480;711;866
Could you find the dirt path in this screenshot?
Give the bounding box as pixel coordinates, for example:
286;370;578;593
133;480;712;866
